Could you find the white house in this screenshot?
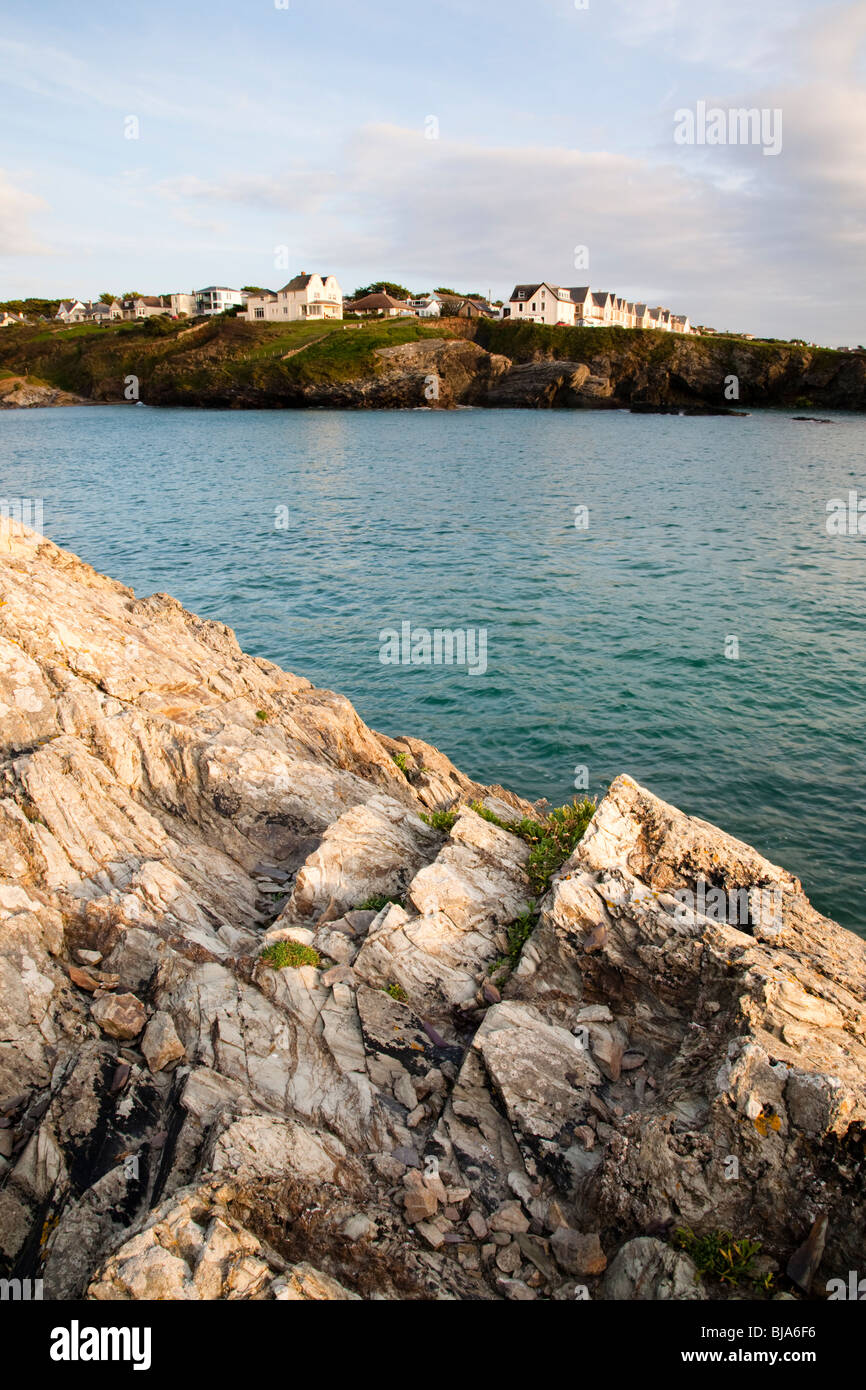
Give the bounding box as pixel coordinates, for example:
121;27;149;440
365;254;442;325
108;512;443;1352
0;311;26;328
195;286;247;316
132;296;171;319
408;294;441;317
505;283;578;325
170;291;198;317
55;300;87;323
244;274;342;323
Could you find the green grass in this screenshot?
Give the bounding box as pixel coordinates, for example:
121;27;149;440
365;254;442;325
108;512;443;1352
469;797;597;897
382;982;408;1002
491;904;540;979
0;314;852;408
260;939;320;969
391;751;411;778
356;893;404;912
672;1227;773;1291
419;808;459;833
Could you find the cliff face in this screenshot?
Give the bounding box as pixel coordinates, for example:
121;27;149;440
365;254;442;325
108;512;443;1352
1;525;864;1302
1;317;863;411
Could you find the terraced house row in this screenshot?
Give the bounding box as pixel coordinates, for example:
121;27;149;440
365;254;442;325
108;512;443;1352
504;283;695;333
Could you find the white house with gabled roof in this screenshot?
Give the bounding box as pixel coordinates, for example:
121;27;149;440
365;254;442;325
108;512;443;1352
244;273;343;323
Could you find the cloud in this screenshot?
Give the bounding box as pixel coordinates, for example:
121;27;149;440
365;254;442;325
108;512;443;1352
608;0;820;73
0;170;50;255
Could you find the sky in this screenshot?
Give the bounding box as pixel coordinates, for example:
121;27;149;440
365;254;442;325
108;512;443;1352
0;0;864;343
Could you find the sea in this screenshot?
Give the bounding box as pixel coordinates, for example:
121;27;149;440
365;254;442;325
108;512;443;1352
1;403;863;934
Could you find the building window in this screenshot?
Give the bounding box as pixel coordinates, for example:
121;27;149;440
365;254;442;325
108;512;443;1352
254;307;264;319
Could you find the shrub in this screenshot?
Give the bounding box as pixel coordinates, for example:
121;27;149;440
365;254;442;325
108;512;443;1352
469;797;597;896
672;1227;772;1290
260;939;320;969
420;808;458;833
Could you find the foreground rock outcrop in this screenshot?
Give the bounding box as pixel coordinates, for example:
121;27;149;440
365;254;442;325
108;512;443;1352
0;525;863;1301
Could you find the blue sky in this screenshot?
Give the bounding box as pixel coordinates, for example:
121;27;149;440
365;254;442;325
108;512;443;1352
1;0;864;342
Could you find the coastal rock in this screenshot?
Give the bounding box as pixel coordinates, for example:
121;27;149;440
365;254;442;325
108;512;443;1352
602;1238;706;1300
140;1010;186;1072
91;992;147;1040
1;527;864;1301
284;794;440;920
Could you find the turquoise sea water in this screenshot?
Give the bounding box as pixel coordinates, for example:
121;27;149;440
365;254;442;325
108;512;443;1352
1;404;863;934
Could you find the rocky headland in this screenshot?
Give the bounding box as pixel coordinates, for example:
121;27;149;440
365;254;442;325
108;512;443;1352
0;526;864;1301
1;317;864;413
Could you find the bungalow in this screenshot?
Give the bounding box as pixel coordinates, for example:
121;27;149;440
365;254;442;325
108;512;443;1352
0;310;26;328
344;290;414;317
244;274;342;322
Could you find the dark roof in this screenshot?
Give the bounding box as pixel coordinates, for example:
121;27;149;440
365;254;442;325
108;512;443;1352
568;286;591;302
346;291;412;310
509;284;543;301
280;274;315;293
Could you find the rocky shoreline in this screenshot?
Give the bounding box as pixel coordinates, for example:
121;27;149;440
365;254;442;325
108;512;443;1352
0;525;864;1301
1;319;864;412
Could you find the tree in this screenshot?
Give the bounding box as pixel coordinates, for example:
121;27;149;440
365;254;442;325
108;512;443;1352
98;292;117;304
435;287;459;297
241;286;269;296
121;290;142;300
352;281;413;301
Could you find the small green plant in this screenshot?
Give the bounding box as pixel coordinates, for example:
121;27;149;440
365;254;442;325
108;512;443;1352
492;903;539;978
391;751;411;779
260;939;320;969
255;709;269;722
420;808;458;833
469;797;596;897
356;893;404;912
672;1227;771;1289
383;982;408;1002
